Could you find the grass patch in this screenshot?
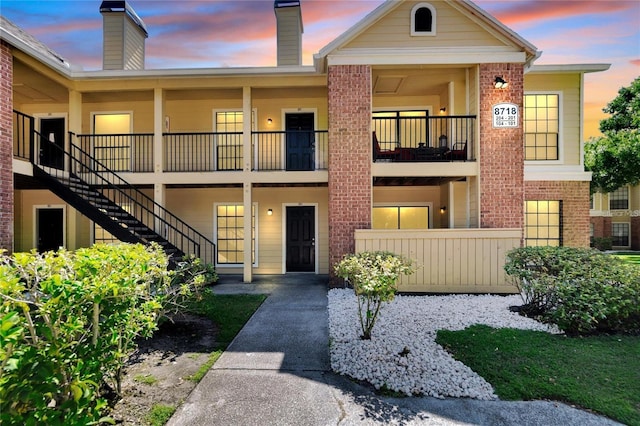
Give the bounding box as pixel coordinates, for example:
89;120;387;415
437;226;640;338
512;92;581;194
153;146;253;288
145;404;176;426
187;290;267;347
184;290;266;383
187;349;224;382
133;374;158;385
614;252;640;265
436;325;640;425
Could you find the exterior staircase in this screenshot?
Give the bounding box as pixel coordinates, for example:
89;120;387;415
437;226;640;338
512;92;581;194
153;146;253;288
15;110;215;263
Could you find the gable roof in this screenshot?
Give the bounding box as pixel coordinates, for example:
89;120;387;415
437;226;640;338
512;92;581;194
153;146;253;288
314;0;540;69
0;15;72;74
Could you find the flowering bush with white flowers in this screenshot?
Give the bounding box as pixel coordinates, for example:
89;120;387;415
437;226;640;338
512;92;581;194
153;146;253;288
334;251;415;340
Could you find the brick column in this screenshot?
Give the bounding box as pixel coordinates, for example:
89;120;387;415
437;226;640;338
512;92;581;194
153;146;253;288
0;41;13;253
327;65;371;284
479;63;524;230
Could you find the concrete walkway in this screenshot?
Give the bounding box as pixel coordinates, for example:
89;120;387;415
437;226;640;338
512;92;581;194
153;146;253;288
168;275;621;426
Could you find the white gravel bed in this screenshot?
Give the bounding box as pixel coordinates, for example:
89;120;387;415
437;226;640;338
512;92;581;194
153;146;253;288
328;289;560;400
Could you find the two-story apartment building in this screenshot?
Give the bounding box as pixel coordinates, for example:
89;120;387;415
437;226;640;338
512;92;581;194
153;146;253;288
1;0;609;292
591;185;640;250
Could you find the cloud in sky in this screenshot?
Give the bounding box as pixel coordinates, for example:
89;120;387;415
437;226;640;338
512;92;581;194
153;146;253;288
483;0;634;27
3;0;638;136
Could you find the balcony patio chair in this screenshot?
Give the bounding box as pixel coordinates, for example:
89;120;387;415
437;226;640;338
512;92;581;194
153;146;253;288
372;131;398;162
449;140;467;161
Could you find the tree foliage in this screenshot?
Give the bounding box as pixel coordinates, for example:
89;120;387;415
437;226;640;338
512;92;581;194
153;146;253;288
599;76;640;133
585;130;640;193
585;77;640;193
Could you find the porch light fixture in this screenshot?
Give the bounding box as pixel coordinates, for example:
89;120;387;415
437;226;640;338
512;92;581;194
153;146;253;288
267;208;273;216
494;76;508;89
440;206;447;214
439;107;446;114
267;118;273;124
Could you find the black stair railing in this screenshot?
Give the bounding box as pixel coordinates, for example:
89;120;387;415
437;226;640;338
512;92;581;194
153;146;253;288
25;125;215;264
13;110;35;161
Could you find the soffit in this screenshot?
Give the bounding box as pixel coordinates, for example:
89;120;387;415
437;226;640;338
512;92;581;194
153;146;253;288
13;59;69;104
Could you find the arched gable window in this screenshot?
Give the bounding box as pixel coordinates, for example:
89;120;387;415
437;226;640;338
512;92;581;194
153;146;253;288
411;3;436;36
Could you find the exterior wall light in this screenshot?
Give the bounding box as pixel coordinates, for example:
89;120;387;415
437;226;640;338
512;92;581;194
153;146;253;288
267;118;273;124
267;208;273;216
439;107;446;114
494;76;508;89
440;206;447;214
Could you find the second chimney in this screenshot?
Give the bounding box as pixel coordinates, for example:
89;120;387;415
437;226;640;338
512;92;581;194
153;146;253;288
100;1;148;70
274;0;303;66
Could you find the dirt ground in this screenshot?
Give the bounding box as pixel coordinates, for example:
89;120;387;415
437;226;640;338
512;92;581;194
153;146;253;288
108;313;219;425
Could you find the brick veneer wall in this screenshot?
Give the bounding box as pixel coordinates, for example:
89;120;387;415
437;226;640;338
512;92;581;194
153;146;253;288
526;181;591;247
327;65;371;284
479;63;524;230
0;41;13;253
590;216;612;239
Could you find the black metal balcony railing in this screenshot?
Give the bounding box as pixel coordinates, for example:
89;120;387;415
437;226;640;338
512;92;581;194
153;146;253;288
162;130;328;172
77;134;154;172
373;115;476;162
253;130;328;171
13;110;34;161
164;132;243;172
13;112;474;171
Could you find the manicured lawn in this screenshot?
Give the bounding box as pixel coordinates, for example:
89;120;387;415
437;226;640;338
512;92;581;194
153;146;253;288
614;252;640;265
185;290;267;382
436;325;640;426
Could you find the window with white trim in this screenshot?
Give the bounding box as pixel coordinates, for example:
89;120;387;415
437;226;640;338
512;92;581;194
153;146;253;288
525;200;562;246
611;223;630;247
214;111;244;171
609;186;629;210
93;113;133;171
411;3;436;36
524;94;559;160
372;206;429;229
215;204;256;265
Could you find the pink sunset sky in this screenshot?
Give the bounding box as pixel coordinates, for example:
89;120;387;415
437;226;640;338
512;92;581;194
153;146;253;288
3;0;639;138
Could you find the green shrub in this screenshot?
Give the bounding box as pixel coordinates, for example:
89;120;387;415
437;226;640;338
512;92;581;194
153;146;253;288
591;236;613;251
505;246;640;335
334;251;415;340
0;243;212;425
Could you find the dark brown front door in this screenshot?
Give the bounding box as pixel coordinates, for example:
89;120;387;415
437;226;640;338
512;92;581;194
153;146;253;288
286;206;315;272
37;208;64;252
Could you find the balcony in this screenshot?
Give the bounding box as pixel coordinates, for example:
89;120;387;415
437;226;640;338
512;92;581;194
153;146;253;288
163;130;328;172
77;134;154;172
373;115;476;163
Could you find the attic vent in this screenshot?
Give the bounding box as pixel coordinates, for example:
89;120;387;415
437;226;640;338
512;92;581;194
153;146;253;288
411;3;437;36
